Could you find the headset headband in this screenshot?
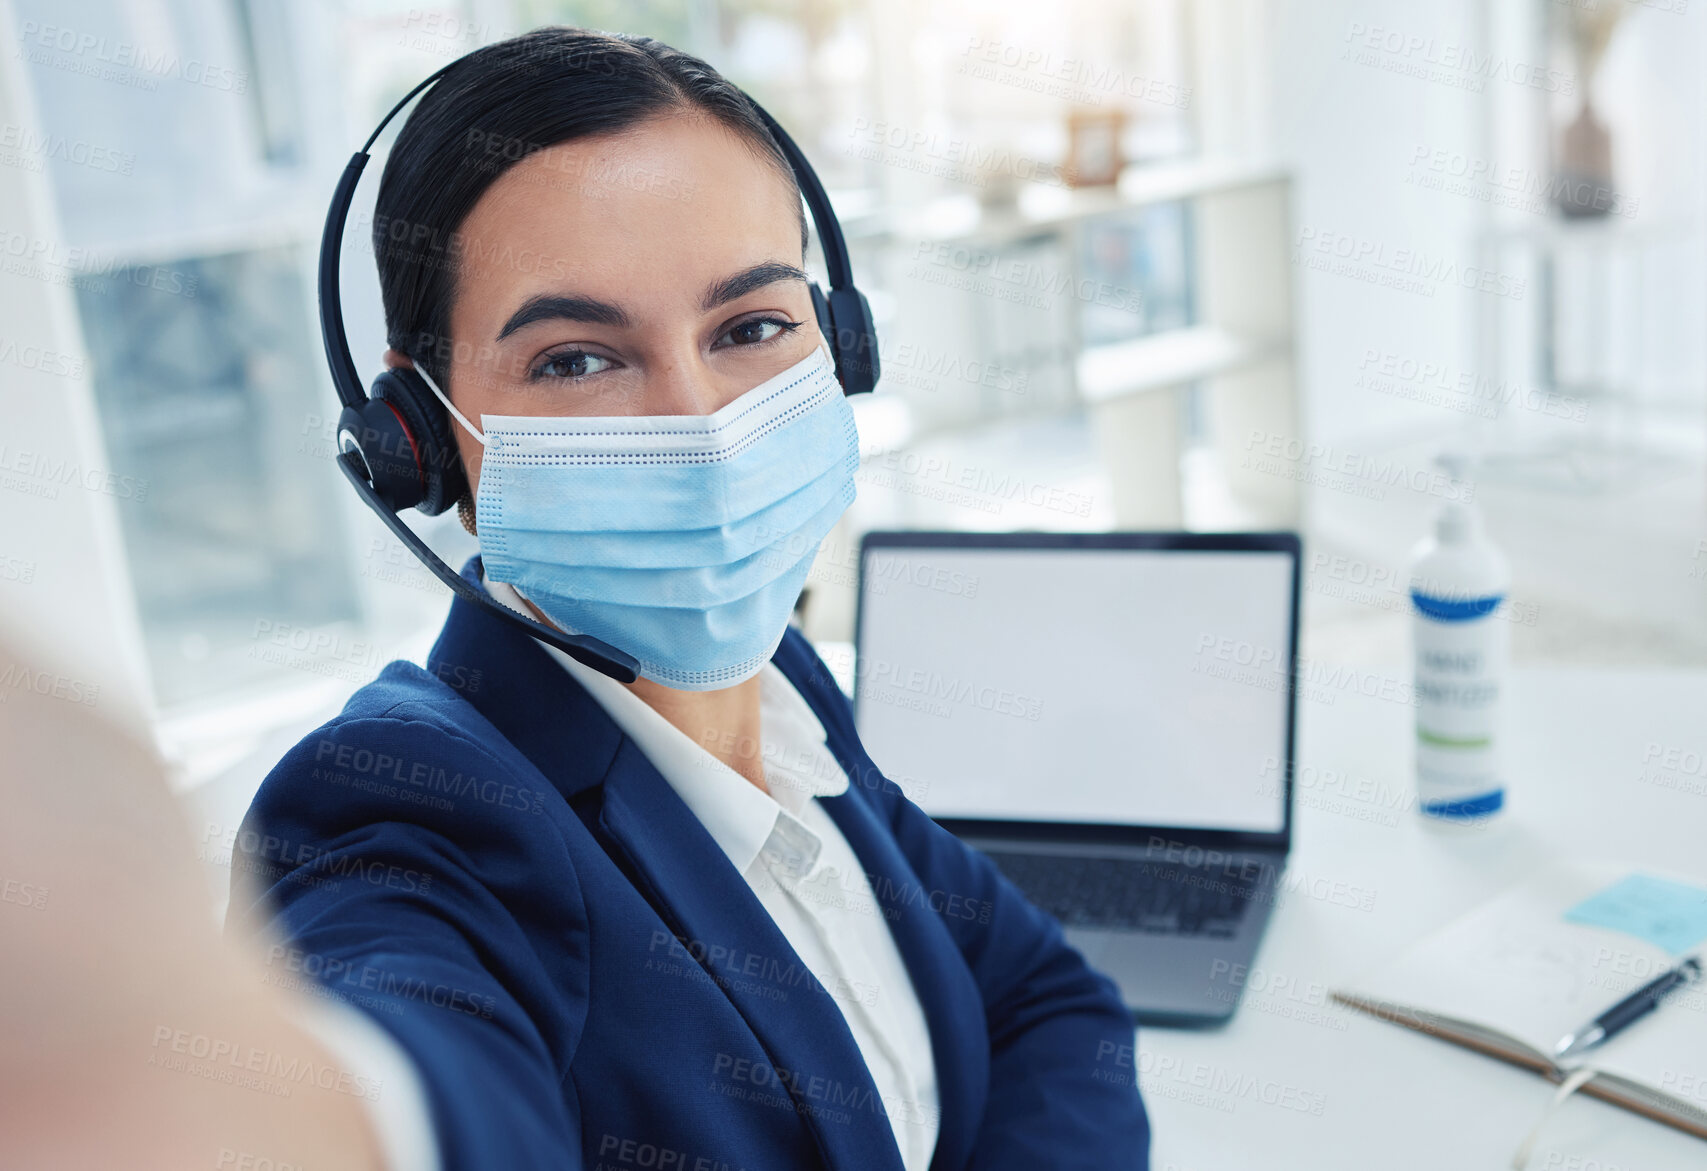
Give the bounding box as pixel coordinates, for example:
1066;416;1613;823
318;59;869;412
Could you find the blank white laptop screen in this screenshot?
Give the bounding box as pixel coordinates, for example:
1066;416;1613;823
854;545;1293;834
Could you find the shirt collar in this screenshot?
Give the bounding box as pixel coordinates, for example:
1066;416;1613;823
479;573;847;874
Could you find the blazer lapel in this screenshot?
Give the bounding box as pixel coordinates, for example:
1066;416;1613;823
771;628;991;1171
425;557;624;802
598;748;908;1171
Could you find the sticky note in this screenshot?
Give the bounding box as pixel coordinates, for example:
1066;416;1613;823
1564;873;1707;955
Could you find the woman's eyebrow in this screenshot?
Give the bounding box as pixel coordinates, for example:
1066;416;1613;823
495;261;808;342
699;260;808;311
497;294;629;340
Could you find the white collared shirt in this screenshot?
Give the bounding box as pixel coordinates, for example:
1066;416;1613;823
482;576;940;1170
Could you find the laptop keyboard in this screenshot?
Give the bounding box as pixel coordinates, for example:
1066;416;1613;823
982;851;1261;938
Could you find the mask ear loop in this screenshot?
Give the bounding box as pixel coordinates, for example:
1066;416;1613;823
414;364;487;447
411;365;484;535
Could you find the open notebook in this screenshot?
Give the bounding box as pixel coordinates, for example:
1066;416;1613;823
1332;865;1707;1141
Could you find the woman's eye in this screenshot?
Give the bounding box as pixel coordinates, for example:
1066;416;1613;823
533;350;612;380
719;317;800;348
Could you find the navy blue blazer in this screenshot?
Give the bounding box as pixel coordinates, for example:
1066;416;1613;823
227;557;1149;1170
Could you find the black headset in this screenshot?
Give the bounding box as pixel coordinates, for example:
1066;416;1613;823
318;54;880;684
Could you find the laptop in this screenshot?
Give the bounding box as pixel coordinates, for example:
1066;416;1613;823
853;530;1301;1026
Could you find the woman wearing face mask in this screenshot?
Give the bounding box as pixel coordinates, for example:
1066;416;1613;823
228;26;1149;1171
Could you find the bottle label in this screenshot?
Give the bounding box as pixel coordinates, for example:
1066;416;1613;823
1412;589;1506;817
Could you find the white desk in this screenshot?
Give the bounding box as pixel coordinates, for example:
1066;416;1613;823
1139;666;1707;1171
186;653;1706;1166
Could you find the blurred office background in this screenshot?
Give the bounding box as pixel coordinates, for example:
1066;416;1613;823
2;0;1704;800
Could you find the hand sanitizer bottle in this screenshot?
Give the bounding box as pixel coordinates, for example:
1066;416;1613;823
1409;453;1509;820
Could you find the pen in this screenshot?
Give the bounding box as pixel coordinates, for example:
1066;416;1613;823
1553;955;1702;1062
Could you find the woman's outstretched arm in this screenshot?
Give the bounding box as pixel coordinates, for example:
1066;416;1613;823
0;632;387;1171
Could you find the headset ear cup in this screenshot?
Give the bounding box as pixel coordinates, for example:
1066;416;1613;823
338;400;423;513
824;286;880;395
370;367;469;515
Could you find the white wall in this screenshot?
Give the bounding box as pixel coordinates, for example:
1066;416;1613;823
0;0;154;739
1264;0;1490;451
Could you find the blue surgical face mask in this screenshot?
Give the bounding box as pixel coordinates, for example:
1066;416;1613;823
418;345;859;690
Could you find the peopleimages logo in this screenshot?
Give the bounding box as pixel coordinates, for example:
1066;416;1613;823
844;117;1071;187
1341;22;1575;96
0;231;199;298
17;21;249;93
1101;1041;1329;1116
148;1025;381;1100
911;240;1144;313
959;37;1192;109
0;335;85;379
0;124;135;175
853;652;1045;722
264;944;496;1020
1406;143;1639;221
1294;227;1526;301
1356;348;1586;423
1241;429;1476;503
